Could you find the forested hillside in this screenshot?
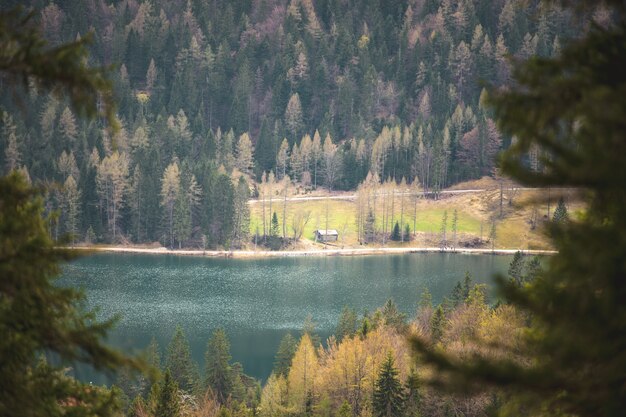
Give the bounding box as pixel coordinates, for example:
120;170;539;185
0;0;584;247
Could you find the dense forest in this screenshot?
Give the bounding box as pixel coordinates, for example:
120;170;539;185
0;0;585;247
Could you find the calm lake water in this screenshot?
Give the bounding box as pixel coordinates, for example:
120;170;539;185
60;252;513;381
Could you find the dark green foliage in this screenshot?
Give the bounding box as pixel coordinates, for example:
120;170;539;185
429;305;446;344
403;224;411;242
381;299;407;332
450;281;464;308
507;251;525;285
364;209;377;243
404;369;421;417
411;3;626;416
204;328;235;404
155;370;181;417
0;173;142;417
418;288;433;311
373;353;405;417
524;256;542;283
391;221;401;241
1;1;582;246
336;306;358;341
165;326;198;394
0;7;117;129
270;212;280;237
462;271;473;300
337;400;352;417
552;197;568;223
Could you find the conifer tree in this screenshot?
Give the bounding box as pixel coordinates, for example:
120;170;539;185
372;353;405;417
430;305;446;344
155;370;181;417
411;3;626;416
391;221;401;241
552;197;568;223
165;326;198;394
336;306;358;341
0;172;142;417
274;333;297;378
507;250;525;285
204;328;235;404
270;212;280;237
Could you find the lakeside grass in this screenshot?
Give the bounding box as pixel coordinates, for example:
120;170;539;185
249;193;533;248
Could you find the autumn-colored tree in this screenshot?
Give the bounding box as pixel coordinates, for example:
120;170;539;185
287;333;319;413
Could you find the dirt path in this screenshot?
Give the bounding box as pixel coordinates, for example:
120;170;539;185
70;245;556;258
248;188;539;204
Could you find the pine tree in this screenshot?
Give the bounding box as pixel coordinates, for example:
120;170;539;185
372;353;405;417
404;369;421;417
274;333;297;377
173;186;191;248
0;173;142;417
270;212;280;237
155;370;181;417
337;400;352;417
430;305;446;343
335;306;357;341
233;176;250;247
412;3;626;416
165;326;198;394
552;197;568;222
507;250;525;285
204;328;235;404
391;221;401;241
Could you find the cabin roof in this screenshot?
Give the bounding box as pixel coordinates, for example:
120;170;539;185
315;229;338;235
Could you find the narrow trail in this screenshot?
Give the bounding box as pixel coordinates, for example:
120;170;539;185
248;187;540;204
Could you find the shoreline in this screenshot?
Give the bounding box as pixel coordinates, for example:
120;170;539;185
68;245;557;258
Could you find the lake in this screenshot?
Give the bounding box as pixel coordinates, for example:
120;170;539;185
60;252;513;381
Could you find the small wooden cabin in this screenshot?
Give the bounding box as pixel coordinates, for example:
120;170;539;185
315;229;339;242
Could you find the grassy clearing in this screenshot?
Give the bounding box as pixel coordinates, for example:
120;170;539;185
250;194;492;247
247;183;584;250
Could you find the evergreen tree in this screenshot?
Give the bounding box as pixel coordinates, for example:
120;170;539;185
337;400;352;417
430;305;446;344
412;2;626;416
273;332;297;378
204;328;235;404
450;281;464;307
372;353;405;417
0;172;142;417
155;370;181;417
391;221;401;241
381;299;407;332
524;256;542;283
270;212;280;237
404;369;421;417
335;306;357;341
552;197;568;222
507;250;525;285
165;326;198;394
462;271;473;300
